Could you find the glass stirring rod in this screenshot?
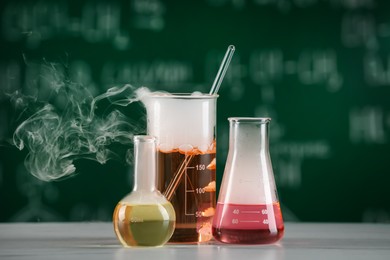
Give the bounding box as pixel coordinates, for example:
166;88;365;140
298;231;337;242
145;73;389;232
209;45;235;95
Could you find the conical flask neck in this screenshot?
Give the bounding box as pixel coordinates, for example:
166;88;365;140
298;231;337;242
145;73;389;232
229;118;270;153
132;136;157;192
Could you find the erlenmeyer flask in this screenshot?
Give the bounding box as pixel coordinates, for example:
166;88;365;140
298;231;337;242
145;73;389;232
212;118;284;244
113;135;176;247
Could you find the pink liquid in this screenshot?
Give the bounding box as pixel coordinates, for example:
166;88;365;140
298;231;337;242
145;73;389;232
212;202;284;244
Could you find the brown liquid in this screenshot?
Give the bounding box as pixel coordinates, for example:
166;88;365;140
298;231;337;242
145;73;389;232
157;147;216;243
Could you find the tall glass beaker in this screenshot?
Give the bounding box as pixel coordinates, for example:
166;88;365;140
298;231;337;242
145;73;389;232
212;117;284;244
141;93;218;243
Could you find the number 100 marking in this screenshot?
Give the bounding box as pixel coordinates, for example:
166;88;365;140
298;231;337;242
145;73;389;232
195;188;205;194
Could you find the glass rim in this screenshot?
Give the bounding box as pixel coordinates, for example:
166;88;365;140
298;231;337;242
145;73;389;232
228;117;271;123
144;93;218;100
134;135;157;143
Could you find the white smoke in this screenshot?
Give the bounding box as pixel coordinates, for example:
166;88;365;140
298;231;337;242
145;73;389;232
10;62;143;181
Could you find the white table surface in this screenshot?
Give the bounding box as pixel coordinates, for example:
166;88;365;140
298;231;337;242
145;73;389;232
0;223;389;260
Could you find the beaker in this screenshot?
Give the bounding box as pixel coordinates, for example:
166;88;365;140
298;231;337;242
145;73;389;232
140;93;218;243
113;135;176;247
212;117;284;244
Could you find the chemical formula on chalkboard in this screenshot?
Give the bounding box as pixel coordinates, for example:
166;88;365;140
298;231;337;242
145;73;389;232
0;0;389;223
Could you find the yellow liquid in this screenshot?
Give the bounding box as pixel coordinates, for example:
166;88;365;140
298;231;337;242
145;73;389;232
113;202;175;247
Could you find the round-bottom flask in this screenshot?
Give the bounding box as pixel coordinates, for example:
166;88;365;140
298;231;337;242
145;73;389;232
113;136;176;247
212;118;284;244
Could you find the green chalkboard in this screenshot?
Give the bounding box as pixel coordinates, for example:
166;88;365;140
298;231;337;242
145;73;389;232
1;0;390;223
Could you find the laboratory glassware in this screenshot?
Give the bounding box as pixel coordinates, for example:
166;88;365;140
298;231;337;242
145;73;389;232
113;135;175;247
141;93;218;243
209;45;235;95
212;117;284;244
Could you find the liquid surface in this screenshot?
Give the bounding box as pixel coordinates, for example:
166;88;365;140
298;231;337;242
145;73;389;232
157;148;216;243
212;202;284;244
113;203;175;247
